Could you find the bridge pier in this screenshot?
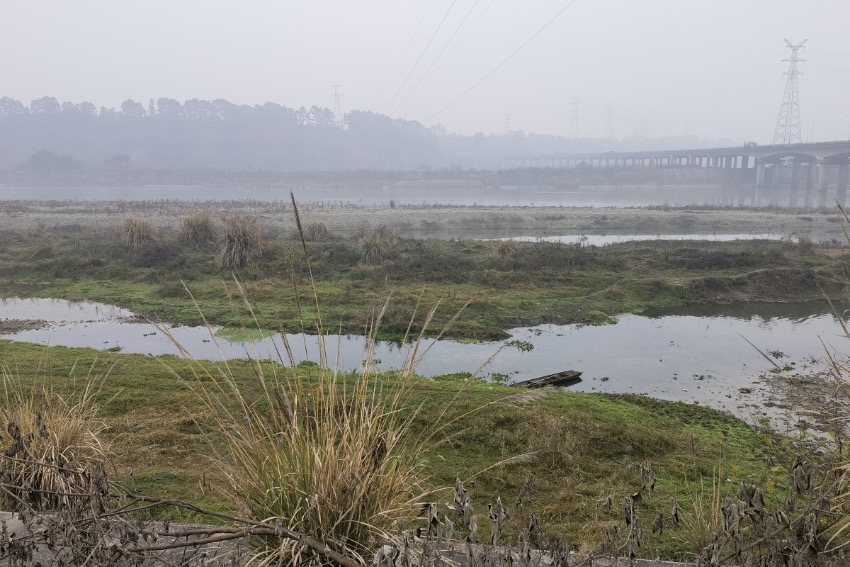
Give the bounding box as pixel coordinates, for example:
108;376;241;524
755;161;765;188
804;162;816;208
818;162;830;208
838;162;849;207
753;161;763;206
789;161;801;208
766;165;779;207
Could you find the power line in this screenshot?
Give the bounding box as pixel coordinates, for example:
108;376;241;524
425;0;580;124
379;0;460;117
389;0;483;116
373;0;435;106
444;0;497;62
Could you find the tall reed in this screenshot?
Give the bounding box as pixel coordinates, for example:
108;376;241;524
178;208;217;244
171;195;452;566
0;367;108;512
820;204;850;551
218;215;264;269
118;214;158;252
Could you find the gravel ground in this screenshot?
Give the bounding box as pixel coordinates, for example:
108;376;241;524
0;200;844;240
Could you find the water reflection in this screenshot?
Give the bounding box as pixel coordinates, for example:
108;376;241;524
1;298;847;422
0;297;134;322
498;233;785;246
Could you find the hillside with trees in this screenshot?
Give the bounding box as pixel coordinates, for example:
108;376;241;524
0;96;731;172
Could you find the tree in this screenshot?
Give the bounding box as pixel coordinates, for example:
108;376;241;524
296;106;310;126
104;153;132;169
78;101;97;116
258;102;297;126
308;105;335;127
25;149;82;171
61;101;98;117
156;98;182;118
183;98;214;120
30;96;60;114
120;99;146;118
0;97;25;115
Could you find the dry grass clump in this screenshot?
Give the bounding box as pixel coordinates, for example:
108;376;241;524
0;371;107;512
177;283;430;566
793;234;817;256
674;470;724;554
304;220;332;241
177;209;217;244
217;215;264;269
170;196;457;565
357;224;399;266
118;214;158;252
493;239;519;261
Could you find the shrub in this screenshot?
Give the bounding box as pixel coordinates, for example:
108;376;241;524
177;209;217;244
357;224;399;266
217;215;264;269
132;239;183;267
796;234;816;256
604;285;624;299
118;215;158;252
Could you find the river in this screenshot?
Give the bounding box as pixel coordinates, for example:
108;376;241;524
1;297;845;427
0;183;772;208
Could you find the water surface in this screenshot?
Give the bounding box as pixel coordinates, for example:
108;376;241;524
1;298;846;424
0;183;775;208
498;233;786;246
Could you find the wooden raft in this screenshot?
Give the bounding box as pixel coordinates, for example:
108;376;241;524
512;370;582;389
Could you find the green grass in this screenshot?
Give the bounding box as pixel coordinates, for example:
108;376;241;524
0;339;796;559
0;226;846;340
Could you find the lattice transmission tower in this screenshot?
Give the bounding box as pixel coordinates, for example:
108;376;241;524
772;39;807;146
331;85;343;128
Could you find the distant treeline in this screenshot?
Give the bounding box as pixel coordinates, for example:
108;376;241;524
0;96;730;171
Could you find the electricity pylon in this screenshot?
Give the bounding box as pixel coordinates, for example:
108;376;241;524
772;39;806;146
331;85;343;128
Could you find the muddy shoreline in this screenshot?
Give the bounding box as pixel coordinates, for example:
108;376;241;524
760;370;850;435
0;319;47;334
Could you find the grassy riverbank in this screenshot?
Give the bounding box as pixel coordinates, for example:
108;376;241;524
1;224;847;339
0;339;795;560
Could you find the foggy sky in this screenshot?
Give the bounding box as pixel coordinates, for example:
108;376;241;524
4;0;848;143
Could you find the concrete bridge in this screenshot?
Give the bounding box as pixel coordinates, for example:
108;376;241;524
456;140;850;208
